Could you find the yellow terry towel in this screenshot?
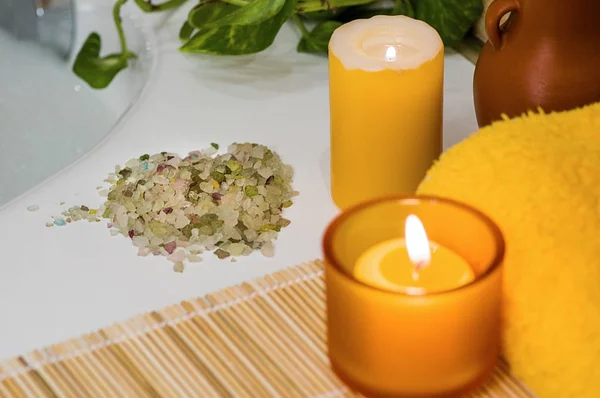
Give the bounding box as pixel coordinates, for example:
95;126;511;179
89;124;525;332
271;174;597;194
417;104;600;397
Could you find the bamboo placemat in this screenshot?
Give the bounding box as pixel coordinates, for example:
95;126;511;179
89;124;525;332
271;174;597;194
0;260;534;397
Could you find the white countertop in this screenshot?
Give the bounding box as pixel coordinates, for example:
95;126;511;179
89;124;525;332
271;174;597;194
0;5;478;361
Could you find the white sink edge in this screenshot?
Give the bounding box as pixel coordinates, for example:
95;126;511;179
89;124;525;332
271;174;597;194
0;6;159;211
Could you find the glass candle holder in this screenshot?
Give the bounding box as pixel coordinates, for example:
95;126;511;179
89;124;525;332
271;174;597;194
323;195;505;398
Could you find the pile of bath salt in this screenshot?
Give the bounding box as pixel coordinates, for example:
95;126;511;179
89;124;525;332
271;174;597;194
51;143;297;272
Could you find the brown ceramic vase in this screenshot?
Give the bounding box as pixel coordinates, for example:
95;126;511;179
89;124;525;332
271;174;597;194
473;0;600;127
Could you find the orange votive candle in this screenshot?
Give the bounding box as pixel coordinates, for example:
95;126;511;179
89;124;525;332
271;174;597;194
323;195;505;397
329;16;444;210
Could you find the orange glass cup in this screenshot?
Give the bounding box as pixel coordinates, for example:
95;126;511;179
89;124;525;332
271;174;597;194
323;195;505;398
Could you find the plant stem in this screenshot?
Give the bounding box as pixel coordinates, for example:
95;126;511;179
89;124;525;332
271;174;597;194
133;0;190;12
295;0;372;14
292;15;310;40
113;0;130;56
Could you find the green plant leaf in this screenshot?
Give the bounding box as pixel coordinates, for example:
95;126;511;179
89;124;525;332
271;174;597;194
296;0;372;14
207;0;285;27
334;0;414;23
181;0;296;55
179;20;196;42
72;32;132;89
298;9;344;21
133;0;189;12
188;0;284;29
329;0;374;7
188;1;241;28
410;0;482;46
297;20;342;54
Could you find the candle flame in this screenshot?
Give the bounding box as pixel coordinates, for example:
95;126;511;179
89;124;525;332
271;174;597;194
384;45;397;62
405;214;431;269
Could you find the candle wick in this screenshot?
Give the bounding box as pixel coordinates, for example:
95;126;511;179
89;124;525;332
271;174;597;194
411;269;419;281
412;259;430;281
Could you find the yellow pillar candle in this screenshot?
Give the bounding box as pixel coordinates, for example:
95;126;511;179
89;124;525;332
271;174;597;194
329;15;444;210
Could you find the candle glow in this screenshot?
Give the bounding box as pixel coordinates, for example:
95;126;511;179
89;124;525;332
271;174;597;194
352;213;474;294
405;214;431;270
384;45;397;62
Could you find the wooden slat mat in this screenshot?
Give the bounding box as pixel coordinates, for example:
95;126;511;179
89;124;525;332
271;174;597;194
0;260;534;397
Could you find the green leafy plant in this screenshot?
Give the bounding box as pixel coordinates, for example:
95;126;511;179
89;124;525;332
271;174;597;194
73;0;482;89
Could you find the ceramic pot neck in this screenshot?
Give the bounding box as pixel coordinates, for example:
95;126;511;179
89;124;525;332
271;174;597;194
516;0;600;35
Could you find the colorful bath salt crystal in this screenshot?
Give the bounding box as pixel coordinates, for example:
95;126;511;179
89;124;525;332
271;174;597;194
44;143;297;272
173;262;184;273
